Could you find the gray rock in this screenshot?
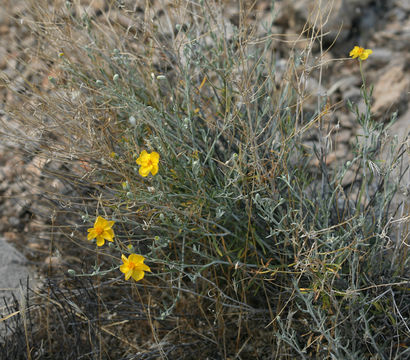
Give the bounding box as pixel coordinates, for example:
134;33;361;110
394;0;410;11
0;237;31;338
372;61;410;116
0;237;29;299
287;0;373;43
344;87;361;103
369;48;394;67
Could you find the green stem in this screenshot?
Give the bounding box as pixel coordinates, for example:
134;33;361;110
359;59;366;90
359;59;371;124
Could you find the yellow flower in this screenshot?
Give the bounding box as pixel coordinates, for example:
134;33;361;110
120;253;151;281
87;216;115;246
349;46;373;60
136;150;159;177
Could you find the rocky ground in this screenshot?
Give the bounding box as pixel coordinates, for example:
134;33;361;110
0;0;409;320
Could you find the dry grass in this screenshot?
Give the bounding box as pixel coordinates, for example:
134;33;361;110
1;1;409;359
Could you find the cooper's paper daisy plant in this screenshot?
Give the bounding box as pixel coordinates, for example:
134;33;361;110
136;150;160;177
87;216;115;246
349;46;373;60
120;253;151;281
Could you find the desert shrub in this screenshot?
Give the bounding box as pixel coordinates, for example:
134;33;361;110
1;0;409;359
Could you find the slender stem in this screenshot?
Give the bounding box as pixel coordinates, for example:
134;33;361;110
359;59;366;91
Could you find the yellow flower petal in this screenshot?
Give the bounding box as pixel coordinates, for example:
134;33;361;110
360;49;372;60
104;220;115;230
87;230;97;240
125;269;133;280
131;270;145;281
94;216;106;227
103;229;114;241
120;263;129;274
136;263;151;272
121;254;128;263
136;150;149;165
129;254;145;264
96;236;105;246
349;46;359;57
150;151;160;164
151;164;158;176
139;166;151;177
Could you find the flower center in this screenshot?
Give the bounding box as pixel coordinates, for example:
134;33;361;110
147;159;153;167
128;262;136;270
95;225;104;235
357;47;364;54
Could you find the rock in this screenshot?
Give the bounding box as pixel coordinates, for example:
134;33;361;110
286;0;373;43
335;144;350;159
87;0;106;12
338;113;355;129
346;0;373;6
391;109;410;143
0;10;9;26
44;256;61;268
0;237;31;335
0;25;9;35
8;216;21;227
395;0;410;11
372;61;410;116
311;152;337;167
27;242;43;250
341;168;358;187
336;129;353;143
368;48;394;67
328;76;359;95
3;231;18;242
387;7;407;22
26;155;48;177
344;87;361;104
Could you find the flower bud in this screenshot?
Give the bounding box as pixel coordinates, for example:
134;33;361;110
67;269;76;276
129;116;136;126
